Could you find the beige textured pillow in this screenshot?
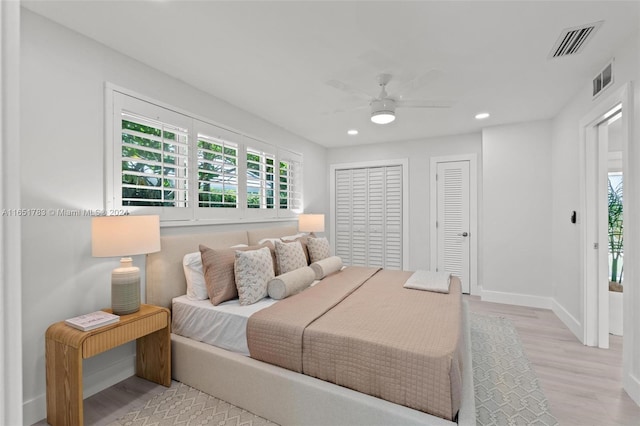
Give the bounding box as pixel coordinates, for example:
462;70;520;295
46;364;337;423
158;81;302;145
310;256;343;280
234;247;275;305
274;240;308;274
200;243;275;306
267;266;316;300
307;237;331;263
281;234;312;264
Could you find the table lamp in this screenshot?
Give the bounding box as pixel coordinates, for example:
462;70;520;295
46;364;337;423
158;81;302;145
298;214;325;234
91;215;161;315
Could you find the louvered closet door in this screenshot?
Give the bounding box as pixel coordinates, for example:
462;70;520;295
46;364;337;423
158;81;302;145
351;169;368;266
335;170;352;265
436;161;470;292
384;166;403;269
367;168;385;267
334;165;403;269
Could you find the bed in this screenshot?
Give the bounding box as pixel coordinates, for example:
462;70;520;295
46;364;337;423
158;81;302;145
146;223;475;425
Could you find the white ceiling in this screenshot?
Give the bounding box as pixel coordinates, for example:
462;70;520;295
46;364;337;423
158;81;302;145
22;1;639;148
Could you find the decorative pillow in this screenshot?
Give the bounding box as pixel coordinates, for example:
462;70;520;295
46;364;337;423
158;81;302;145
310;256;343;280
307;237;331;263
282;234;312;264
234;247;275;305
183;252;208;300
274;240;308;274
267;266;316;300
200;243;271;306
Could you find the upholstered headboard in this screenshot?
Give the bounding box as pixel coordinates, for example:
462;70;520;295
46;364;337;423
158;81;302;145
145;225;299;308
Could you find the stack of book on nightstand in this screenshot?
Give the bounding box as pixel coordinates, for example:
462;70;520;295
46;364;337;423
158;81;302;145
65;311;120;331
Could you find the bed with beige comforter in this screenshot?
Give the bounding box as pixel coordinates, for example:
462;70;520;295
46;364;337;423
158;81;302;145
247;266;463;421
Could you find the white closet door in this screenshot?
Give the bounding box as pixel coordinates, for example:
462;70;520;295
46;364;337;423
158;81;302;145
385;166;403;269
351;168;368;266
333;165;403;269
334;169;352;265
436;161;470;292
367;167;385;267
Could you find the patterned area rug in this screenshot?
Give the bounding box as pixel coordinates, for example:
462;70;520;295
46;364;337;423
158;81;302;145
112;313;558;426
111;383;276;426
471;313;559;426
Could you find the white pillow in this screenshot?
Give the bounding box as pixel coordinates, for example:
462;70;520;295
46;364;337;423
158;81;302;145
275;240;308;274
182;252;208;300
234;247;275;305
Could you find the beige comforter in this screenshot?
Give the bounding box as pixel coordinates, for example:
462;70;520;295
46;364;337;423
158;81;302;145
247;266;463;421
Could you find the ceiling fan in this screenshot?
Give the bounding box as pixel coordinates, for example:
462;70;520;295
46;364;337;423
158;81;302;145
327;72;453;124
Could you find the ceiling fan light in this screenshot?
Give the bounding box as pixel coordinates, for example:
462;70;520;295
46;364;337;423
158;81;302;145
371;99;396;124
371;111;395;124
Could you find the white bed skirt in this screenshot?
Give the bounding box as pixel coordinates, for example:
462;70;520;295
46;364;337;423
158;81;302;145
171;302;475;426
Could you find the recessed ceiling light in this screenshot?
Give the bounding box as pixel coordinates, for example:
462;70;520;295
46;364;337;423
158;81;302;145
347;129;359;136
475;112;490;120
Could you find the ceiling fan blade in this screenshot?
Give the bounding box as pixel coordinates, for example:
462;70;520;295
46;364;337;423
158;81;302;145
396;69;444;96
396;99;454;108
326;79;373;100
322;104;369;116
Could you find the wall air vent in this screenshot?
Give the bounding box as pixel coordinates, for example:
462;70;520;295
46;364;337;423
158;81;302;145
549;21;603;59
593;60;614;98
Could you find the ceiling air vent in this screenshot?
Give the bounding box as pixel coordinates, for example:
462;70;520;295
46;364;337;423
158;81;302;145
593;60;614;98
549;21;603;59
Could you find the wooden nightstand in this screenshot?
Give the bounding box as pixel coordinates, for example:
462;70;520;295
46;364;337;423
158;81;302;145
45;304;171;426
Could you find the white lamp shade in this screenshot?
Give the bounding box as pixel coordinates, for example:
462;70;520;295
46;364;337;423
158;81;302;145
298;214;325;233
92;215;161;257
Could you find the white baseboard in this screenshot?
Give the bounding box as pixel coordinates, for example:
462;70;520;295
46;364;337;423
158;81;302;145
551;299;584;343
480;287;553;309
624;372;640;407
23;355;135;425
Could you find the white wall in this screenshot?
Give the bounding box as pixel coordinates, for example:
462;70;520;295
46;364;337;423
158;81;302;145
20;9;327;424
326;133;482;276
1;2;23;425
550;25;640;404
482;121;553;307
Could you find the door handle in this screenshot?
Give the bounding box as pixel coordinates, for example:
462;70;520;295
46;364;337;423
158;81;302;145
458;232;469;237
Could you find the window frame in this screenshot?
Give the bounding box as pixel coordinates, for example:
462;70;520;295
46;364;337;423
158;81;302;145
105;84;303;225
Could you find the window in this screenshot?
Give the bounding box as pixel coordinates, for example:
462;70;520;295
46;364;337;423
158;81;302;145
246;147;275;209
279;157;302;211
197;134;238;209
121;112;189;207
108;89;303;223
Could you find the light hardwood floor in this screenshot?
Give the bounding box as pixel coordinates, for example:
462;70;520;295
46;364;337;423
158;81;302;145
466;296;640;426
34;297;640;425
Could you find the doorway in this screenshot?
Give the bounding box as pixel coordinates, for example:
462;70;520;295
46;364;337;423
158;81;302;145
581;84;630;349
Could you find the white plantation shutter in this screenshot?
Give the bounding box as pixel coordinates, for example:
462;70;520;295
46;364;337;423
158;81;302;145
120;112;189;207
384;166;403;269
109;90;304;223
334;165;403;269
246;146;276;210
112;93;192;220
335;169;352;265
194;121;241;219
278;148;303;216
351;168;368;266
367;168;385;267
437;162;470;281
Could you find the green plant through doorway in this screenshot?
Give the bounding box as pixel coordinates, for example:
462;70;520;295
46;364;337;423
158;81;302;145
608;176;623;287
